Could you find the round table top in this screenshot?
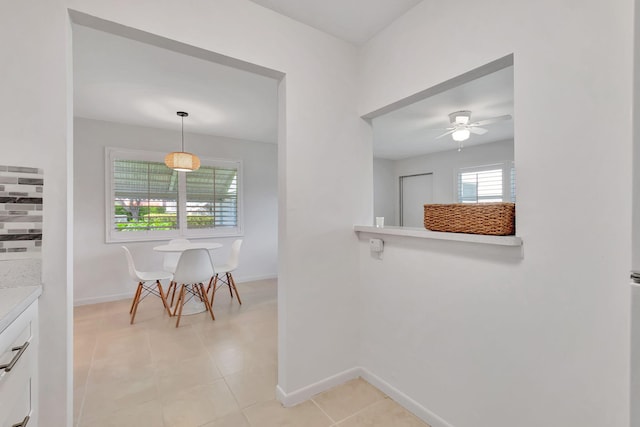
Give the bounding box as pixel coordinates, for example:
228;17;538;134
153;242;223;252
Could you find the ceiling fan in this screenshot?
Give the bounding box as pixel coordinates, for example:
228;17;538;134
433;110;512;150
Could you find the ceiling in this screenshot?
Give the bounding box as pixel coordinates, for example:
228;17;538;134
248;0;423;44
73;24;279;143
73;5;512;157
372;66;514;160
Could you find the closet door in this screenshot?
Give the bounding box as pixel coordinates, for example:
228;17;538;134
400;173;433;227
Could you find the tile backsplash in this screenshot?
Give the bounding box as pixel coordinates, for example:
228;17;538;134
0;165;43;260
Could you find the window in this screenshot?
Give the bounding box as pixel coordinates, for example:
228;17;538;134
106;148;242;242
457;162;515;203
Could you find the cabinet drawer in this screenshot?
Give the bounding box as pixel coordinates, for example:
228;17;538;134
0;301;37;427
0;340;32;427
0;324;30;371
0;303;35;360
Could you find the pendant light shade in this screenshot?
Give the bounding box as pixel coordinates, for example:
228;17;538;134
165;111;200;172
164;151;201;172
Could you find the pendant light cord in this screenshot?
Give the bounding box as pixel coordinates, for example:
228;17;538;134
181;115;185;152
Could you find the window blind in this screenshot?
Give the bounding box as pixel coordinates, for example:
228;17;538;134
107;148;243;242
185;166;238;229
510;165;516;202
458;168;503;203
113;160;179;231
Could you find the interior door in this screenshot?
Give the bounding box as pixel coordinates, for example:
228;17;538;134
400;173;433;227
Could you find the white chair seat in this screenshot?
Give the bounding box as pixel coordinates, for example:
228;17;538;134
212;263;232;274
138;270;173;282
207;240;243;306
122;246;173;324
172;248;216;327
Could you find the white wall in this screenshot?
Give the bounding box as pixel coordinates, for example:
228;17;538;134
0;1;72;425
373;157;396;225
358;1;632;427
73;118;278;304
66;0;371;399
630;1;640;424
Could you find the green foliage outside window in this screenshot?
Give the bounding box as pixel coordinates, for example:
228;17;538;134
115;205;215;231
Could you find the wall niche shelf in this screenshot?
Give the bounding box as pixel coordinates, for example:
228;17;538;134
354;225;522;247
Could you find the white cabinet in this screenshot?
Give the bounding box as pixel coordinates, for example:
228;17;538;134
0;300;38;427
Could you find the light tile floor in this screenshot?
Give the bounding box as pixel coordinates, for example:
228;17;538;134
74;278;429;427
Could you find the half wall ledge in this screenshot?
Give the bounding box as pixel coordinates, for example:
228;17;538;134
354;225;523;247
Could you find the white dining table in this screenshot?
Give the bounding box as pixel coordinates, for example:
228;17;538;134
153;242;223;315
153;242;223;252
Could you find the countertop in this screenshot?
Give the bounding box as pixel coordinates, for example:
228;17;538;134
0;285;42;334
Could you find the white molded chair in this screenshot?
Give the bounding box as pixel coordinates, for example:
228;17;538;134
163;238;190;307
163;238;191;273
208;239;243;306
172;248;216;327
122;246;173;324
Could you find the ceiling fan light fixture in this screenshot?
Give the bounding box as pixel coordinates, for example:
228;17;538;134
449;110;471;125
165;111;200;172
451;128;470;142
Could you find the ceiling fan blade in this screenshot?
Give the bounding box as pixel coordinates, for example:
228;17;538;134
470;127;488;135
423;125;452;131
471;114;512;127
436;129;455;139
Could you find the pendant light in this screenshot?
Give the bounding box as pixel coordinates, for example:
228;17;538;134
165;111;201;172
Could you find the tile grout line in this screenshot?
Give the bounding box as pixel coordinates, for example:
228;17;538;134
327;398;389;426
310;398;337;425
145;327;168;427
73;313;99;427
193;318;248;426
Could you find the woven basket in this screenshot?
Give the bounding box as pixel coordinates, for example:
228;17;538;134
423;203;515;235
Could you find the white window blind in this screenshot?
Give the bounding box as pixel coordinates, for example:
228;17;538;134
457;162;515;203
185;166;238;230
106;148;242;242
459;168;503;203
113;160;179;232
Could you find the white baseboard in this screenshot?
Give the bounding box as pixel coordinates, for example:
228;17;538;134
359;368;455;427
276;366;455;427
74;292;130;306
276;367;361;407
73;275;277;306
235;274;278;283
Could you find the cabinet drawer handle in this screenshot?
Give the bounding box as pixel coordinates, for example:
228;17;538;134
0;341;29;372
12;415;30;427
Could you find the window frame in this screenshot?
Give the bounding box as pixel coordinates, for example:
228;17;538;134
454;161;515;204
105;147;244;243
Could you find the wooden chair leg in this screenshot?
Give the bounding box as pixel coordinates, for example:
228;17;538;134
168;282;177;308
205;276;215;294
129;282;142;314
229;273;242;305
209;274;219;306
194;283;205;304
227;273;233;298
175;285;187;327
172;283;182;317
156;281;172;316
130;282;143;324
197;283;207;302
199;283;215;321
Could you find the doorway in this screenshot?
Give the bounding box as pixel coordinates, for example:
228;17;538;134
399;173;433;227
